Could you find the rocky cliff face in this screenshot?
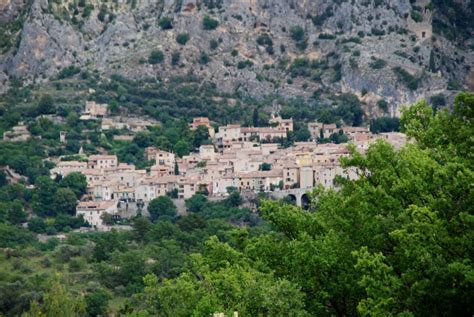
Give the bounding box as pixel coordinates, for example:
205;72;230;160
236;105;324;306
0;0;473;113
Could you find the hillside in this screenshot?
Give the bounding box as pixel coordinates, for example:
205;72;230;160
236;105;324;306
1;0;473;116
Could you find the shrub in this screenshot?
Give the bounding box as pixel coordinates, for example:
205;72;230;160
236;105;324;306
237;60;253;69
430;94;446;108
290;26;305;42
97;5;107;22
57;66;81;79
369;58;387;69
210;39;219;50
199;51;210;65
377;99;389;112
318;33;336;40
176;33;190;45
171;51;180;66
371;28;385;36
393;67;418;90
369;117;400;133
447;80;461;90
202;15;219;30
148;50;164;64
411;10;423;22
158;17;173;30
256;33;273;46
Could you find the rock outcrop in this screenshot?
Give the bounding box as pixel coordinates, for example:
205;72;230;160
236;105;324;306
0;0;472;110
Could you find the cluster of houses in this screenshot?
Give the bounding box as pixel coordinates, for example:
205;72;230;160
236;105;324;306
49;114;406;230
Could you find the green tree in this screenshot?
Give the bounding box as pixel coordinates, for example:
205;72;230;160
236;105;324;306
5;200;27;224
185;194;208;213
28;217;48;233
132;216;151;242
0;223;36;247
174;161;180;175
31;176;57;217
37;94;55;115
247;93;474;316
85;290;111;317
141;237;308;316
252;108;260;127
0;170;7;187
259;163;272;171
54;188;78;215
148;196;177;222
100;212;114;225
192;126;210;149
59;172;87;199
173;140;190;157
23;275;86;316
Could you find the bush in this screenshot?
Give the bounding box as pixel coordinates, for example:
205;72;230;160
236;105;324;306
369;58;387;69
447;80;461;90
202;15;219;30
176;33;190;45
369;117;400;133
377;99;389;112
290;26;305;42
371;28;385;36
57;66;81;79
393;67;418;90
411;10;423;22
256;33;273;46
430;94;446;108
171;51;180;66
318;33;337;40
199;51;210;65
148;50;164;64
210;39;219;50
237;60;253;69
158;17;173;30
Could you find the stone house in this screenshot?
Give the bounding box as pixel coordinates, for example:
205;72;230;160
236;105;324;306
76;200;118;230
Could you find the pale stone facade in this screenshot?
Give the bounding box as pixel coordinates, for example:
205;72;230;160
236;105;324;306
74;119;407;226
76;200;118;230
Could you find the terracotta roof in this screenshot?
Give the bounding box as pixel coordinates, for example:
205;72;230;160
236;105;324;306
77;200;117;210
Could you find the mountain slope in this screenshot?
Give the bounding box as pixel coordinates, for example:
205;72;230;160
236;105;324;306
0;0;472;114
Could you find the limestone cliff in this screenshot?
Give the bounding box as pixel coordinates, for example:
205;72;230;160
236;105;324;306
0;0;472;113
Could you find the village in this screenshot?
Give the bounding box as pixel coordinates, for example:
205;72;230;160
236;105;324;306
39;101;407;230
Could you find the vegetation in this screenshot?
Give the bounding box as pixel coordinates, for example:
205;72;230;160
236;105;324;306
176;33;190;45
148;50;164;64
0;81;472;316
158;17;173;30
202;15;219;30
369;117;400;133
393;67;418;90
369;57;386;70
290;26;307;50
